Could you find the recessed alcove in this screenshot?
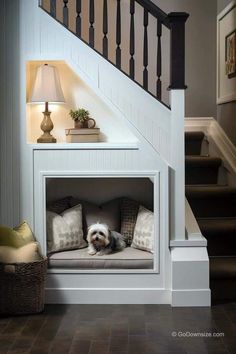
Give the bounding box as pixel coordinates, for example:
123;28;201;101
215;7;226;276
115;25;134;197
26;60;138;144
45;176;158;272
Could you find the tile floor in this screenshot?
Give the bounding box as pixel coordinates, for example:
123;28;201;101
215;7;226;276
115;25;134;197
0;303;236;353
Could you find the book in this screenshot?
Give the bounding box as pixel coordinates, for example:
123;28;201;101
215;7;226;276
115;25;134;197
65;128;100;135
66;135;99;143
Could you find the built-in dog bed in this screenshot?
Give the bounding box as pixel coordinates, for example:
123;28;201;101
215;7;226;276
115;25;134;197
48;247;153;269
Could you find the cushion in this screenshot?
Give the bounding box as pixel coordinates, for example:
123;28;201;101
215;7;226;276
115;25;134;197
48;246;153;269
0;242;41;263
131;206;154;253
120;198;139;246
47;196;72;214
71;198;121;232
46;204;87;254
0;221;35;248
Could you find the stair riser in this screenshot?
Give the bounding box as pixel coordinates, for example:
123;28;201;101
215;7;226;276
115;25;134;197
187;196;236;218
203;236;236;256
185;140;203;156
185;166;219;184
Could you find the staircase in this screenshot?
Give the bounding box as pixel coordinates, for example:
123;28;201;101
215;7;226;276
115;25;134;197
185;131;236;300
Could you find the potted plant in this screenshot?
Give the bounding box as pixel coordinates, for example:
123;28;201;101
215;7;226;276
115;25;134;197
69;108;96;129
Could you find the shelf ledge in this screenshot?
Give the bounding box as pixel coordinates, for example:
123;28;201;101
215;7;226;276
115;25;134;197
29;142;140;151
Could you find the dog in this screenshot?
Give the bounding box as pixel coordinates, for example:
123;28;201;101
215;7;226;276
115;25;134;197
87;223;126;256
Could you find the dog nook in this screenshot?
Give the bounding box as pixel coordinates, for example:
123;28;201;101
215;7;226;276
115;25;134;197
45;177;156;271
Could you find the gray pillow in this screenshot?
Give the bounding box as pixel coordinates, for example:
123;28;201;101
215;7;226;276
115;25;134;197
71;198;121;232
46;204;87;254
47;196;72;214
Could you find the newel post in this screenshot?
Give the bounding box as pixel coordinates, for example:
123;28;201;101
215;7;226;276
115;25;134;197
168;12;189;90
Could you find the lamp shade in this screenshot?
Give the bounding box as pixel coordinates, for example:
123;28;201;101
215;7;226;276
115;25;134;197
30;64;65;103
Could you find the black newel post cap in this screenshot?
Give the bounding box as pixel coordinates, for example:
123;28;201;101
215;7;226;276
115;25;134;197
167;12;189;23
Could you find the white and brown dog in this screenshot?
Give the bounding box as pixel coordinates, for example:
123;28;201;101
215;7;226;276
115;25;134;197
87;223;126;256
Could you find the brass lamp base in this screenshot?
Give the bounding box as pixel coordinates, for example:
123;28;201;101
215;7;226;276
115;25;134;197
37;105;57;143
37;134;57;143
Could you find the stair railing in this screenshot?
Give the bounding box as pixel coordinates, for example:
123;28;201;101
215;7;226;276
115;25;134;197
39;0;189;107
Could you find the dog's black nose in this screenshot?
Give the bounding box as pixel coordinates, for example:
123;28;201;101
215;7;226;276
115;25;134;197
96;236;99;241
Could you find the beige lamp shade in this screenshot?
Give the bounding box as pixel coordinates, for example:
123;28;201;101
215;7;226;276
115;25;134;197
30;64;65;103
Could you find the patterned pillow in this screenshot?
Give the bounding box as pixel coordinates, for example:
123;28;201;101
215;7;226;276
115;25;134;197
120;198;139;246
131;206;154;253
46;204;87;254
47;196;72;214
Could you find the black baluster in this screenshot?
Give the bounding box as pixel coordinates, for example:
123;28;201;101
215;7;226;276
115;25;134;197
50;0;56;18
76;0;81;37
143;8;148;90
130;0;135;79
103;0;108;58
89;0;95;48
116;0;121;68
63;0;68;28
156;20;162;100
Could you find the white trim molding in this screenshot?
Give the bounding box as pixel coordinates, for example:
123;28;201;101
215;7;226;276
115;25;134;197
45;288;171;304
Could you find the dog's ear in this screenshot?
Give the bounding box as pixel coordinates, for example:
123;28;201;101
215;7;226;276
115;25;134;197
104;229;112;246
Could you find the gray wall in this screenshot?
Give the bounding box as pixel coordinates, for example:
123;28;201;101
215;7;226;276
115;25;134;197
217;0;236;145
154;0;217;118
0;0;20;226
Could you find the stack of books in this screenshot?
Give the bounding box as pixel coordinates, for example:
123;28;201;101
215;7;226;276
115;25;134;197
65;128;100;143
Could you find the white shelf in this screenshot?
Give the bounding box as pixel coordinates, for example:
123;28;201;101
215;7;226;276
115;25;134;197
28;142;140;150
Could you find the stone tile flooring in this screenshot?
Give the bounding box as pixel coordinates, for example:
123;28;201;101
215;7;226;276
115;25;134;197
0;303;236;353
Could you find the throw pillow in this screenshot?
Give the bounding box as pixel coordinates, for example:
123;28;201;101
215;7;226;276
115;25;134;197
0;242;41;263
47;196;72;214
72;198;121;232
46;204;86;253
120;198;139;246
0;221;35;248
131;206;154;253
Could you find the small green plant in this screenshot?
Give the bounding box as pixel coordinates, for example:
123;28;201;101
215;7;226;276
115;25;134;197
69;108;90;123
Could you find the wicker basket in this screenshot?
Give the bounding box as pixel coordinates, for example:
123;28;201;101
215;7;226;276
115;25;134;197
0;257;47;315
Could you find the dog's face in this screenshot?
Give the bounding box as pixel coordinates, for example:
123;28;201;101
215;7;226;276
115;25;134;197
87;223;110;249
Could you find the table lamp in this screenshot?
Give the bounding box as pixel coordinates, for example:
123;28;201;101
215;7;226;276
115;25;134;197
29;64;65;143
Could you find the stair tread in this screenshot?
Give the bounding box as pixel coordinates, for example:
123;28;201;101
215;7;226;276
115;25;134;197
198;217;236;232
185;156;222;166
185;131;205;140
210;257;236;279
186;185;236;196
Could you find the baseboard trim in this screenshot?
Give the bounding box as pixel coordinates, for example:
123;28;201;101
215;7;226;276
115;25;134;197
45;288;171;304
171;289;211;307
45;287;211;306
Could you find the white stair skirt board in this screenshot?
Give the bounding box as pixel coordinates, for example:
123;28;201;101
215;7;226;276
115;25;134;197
45;288;171;305
171;247;211;307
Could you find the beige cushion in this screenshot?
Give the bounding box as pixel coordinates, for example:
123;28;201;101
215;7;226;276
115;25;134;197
46;204;87;253
0;242;41;263
131;206;154;253
48;246;153;269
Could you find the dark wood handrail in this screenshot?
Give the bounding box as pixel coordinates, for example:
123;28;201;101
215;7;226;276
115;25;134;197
135;0;170;28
